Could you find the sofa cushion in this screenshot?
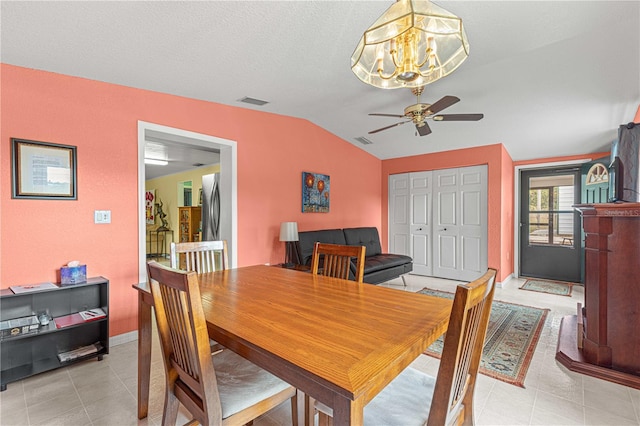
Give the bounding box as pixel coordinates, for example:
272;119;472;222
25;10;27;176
343;227;382;257
363;253;413;274
298;229;346;266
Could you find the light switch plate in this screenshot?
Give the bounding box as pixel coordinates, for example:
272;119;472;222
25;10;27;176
94;210;111;224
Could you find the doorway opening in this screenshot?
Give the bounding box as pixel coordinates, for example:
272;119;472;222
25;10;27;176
137;121;238;283
519;166;581;282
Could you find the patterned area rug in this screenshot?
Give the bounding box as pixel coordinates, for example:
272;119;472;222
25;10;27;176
520;279;574;296
418;288;549;387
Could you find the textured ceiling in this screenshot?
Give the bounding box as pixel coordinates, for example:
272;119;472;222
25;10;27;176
2;1;639;164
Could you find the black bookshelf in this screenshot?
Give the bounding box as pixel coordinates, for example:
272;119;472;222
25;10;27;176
0;277;109;391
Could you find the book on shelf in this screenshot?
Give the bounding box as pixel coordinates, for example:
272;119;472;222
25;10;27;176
55;309;106;329
54;313;83;329
79;308;106;321
10;282;58;294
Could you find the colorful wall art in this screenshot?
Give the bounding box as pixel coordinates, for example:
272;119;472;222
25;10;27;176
302;172;330;213
145;190;155;225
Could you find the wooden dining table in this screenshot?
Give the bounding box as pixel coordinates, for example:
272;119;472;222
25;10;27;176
132;265;452;425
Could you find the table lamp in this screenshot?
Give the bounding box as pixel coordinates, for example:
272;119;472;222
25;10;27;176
279;222;300;267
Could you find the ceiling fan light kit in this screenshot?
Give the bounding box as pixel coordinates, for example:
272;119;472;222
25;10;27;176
351;0;469;89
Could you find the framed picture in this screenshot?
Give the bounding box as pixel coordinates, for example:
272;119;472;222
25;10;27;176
302;171;330;213
11;138;77;199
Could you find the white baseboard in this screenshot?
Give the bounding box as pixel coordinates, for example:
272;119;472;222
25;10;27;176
110;330;138;347
496;273;514;289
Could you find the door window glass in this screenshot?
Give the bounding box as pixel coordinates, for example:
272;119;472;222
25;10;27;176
527;175;575;246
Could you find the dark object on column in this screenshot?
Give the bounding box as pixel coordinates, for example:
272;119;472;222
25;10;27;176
556;203;640;390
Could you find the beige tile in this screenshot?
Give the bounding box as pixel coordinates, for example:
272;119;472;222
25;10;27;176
584;387;638;422
530;407;584;426
82;390;136;423
0;388;29;426
30;405;91;426
477;406;530;425
583;375;635;402
584;405;640;425
534;389;585;424
536;362;584;405
482;380;536;424
90;406;151;426
75;373;130;406
630;387;640;421
26;391;83;425
23;374;78;407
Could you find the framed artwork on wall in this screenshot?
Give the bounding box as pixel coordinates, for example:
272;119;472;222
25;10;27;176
145;190;156;225
302;171;330;213
11;138;77;200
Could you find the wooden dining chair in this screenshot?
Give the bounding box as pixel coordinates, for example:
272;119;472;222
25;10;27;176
310;242;366;283
305;242;366;424
170;240;229;273
147;261;298;426
171;240;229;353
313;268;497;426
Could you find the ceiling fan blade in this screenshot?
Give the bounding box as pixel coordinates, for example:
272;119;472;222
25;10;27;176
369;121;409;134
369;113;406;118
416;122;432;136
427;96;460;114
433;113;484;121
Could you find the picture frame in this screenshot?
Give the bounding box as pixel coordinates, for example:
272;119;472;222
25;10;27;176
11;138;77;199
302;171;330;213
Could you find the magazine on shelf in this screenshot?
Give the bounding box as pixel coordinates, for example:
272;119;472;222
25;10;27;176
57;342;104;363
10;282;58;294
79;308;106;321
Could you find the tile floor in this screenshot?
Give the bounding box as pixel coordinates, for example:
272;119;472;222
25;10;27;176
1;274;639;425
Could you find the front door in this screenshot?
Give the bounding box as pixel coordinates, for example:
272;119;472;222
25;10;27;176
519;167;581;282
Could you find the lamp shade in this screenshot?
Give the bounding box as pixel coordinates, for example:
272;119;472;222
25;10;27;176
351;0;469;89
279;222;299;242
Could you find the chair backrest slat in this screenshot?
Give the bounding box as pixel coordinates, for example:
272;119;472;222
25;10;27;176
171;240;229;273
310;242;366;283
427;268;497;426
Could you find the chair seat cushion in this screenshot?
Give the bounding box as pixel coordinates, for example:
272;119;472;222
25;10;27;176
315;366;435;426
213;349;293;419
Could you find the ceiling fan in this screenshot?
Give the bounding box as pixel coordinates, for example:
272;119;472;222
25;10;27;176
369;86;484;137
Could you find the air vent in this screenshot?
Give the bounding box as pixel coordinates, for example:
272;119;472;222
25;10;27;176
354;136;373;145
238;96;269;106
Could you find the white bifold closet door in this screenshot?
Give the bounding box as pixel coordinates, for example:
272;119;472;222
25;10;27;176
389;165;487;282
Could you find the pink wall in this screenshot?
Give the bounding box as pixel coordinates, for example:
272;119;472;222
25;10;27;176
381;144;514;282
500;145;514;281
1;64;382;336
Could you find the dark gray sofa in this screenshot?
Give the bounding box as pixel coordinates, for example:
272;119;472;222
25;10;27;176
296;227;413;284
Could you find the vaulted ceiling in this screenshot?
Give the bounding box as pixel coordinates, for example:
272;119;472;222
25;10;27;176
2;1;639;165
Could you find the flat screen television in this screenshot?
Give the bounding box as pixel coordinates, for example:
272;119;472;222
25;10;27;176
608;122;640;202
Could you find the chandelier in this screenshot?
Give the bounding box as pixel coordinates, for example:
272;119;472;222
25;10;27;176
351;0;469;89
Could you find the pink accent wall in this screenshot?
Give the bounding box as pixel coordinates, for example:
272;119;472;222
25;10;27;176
500;145;514;281
381;144;514;282
635;104;640;122
1;64;381;336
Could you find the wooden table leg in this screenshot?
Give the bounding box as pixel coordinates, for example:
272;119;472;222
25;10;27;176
331;395;363;425
137;291;152;419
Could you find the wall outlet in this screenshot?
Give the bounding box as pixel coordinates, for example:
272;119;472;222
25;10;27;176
94;210;111;224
